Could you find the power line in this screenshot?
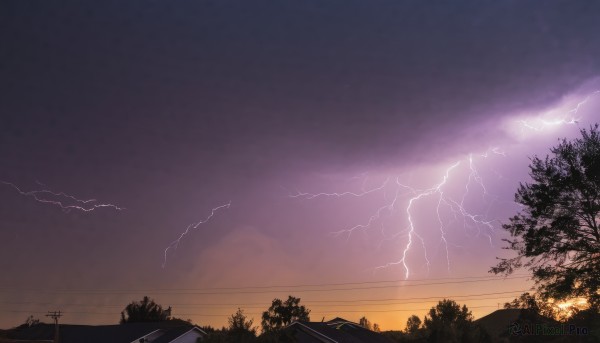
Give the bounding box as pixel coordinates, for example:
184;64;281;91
3;305;503;318
45;310;62;343
0;274;529;292
0;289;530;308
0;275;530;295
0;290;529;322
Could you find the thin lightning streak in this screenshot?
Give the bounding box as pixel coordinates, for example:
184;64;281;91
480;147;506;158
518;118;578;131
330;186;406;242
293;178;414;242
462;154;486;205
289;178;389;200
1;181;124;212
518;90;599;131
162;202;231;268
436;192;450;273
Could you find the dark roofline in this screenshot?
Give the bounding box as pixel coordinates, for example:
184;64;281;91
475;308;558;323
166;326;207;342
288;321;338;343
326;317;356;324
133;328;162;342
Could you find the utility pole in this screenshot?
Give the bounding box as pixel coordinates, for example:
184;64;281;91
46;311;62;343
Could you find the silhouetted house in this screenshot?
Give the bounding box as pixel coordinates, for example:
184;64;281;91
475;309;562;342
284;317;393;343
3;322;207;343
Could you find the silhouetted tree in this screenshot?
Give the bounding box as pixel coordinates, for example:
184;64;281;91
504;292;557;319
423;299;487;343
198;326;231;343
261;295;310;333
120;296;171;324
200;325;217;334
202;328;228;343
359;316;372;330
491;124;600;310
358;316;381;332
226;308;256;342
15;315;41;329
405;315;422;335
373;322;381;332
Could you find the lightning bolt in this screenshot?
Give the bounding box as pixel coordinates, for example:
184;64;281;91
162;201;231;268
516;90;599;132
289;178;389;200
293;152;503;279
396;162;460;279
289;177;407;242
384;159;499;278
1;181;124;212
291;154;503;279
292;91;598;279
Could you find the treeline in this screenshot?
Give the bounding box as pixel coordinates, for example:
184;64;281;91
120;295;490;342
119;295;310;342
117;295;491;342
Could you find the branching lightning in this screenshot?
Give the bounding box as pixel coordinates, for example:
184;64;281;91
162;202;231;268
289;178;390;200
1;181;124;212
291;151;506;279
290;90;599;279
516;90;599;133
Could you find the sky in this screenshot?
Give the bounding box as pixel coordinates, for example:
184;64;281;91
1;0;600;331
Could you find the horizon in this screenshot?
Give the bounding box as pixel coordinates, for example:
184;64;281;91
1;1;599;333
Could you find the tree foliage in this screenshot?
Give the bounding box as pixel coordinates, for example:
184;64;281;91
15;315;41;330
120;296;172;324
359;316;372;330
422;299;487;343
227;308;257;342
372;322;381;332
405;314;422;335
358;316;381;332
203;309;257;343
491;125;600;309
503;292;558;319
260;295;310;333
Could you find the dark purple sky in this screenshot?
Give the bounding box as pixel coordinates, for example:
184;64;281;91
1;1;600;330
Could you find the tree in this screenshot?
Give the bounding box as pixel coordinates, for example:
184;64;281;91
226;308;257;342
358;316;381;332
261;295;310;333
491;125;600;310
201;326;230;343
405;315;422;335
359;316;372;330
200;325;217;334
120;296;172;324
372;322;381;332
503;292;557;319
15;315;40;329
423;299;487;343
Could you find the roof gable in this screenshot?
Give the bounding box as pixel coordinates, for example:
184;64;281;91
5;322;201;343
475;309;559;338
288;320;393;343
152;326;206;343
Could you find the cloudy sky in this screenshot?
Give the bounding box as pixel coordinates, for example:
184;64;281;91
1;1;600;330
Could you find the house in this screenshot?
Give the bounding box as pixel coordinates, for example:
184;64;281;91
284;317;394;343
2;322;207;343
475;308;562;342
